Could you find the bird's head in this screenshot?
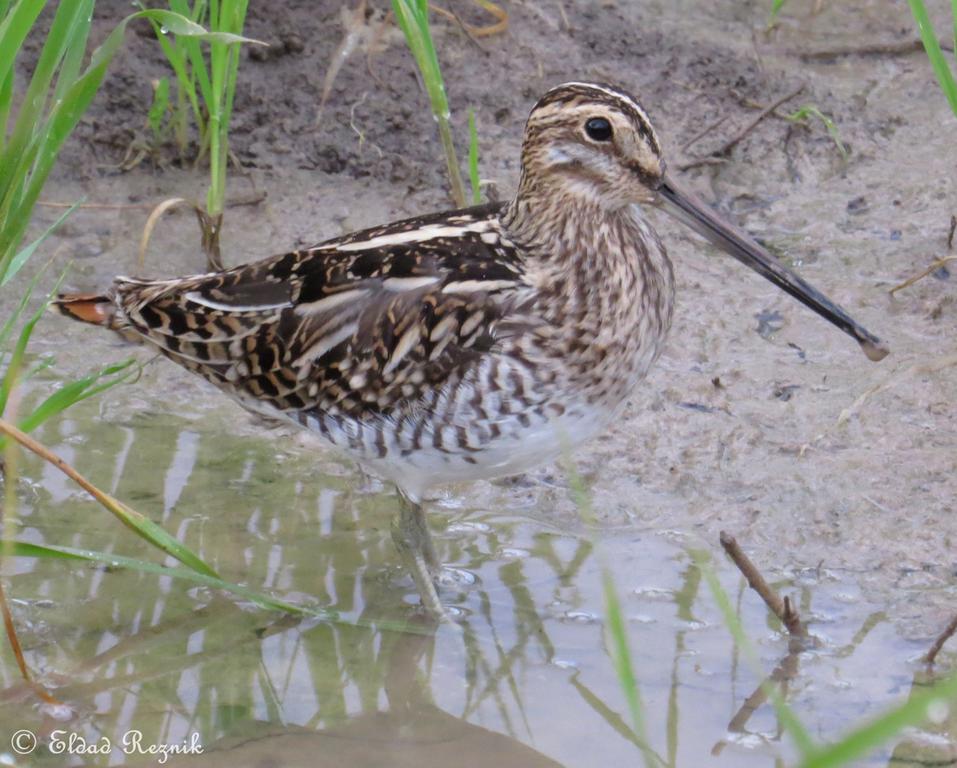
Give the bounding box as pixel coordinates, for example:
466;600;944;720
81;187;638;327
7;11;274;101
515;81;888;362
520;81;664;209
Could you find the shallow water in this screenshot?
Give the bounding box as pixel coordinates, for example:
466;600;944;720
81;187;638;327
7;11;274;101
2;0;956;765
0;394;950;767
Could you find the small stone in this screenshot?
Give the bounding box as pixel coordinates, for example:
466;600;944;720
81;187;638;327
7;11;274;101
846;195;868;214
281;32;304;54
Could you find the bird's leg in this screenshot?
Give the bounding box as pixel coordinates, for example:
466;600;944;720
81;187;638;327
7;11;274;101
391;490;445;617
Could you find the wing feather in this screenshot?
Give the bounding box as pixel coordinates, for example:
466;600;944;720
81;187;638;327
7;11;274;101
109;203;532;420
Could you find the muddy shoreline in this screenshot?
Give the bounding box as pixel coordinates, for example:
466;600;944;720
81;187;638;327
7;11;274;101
5;1;956;765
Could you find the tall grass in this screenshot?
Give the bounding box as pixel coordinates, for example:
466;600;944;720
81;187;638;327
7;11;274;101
908;0;957;116
0;2;233;282
0;3;317;659
0;2;266;448
142;0;261;269
392;0;470;208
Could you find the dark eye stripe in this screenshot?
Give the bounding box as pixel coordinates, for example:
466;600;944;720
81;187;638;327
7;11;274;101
585;117;613;142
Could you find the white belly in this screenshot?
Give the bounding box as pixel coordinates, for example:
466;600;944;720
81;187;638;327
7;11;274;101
357;400;619;501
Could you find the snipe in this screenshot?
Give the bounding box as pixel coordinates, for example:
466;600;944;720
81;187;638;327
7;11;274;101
55;82;888;616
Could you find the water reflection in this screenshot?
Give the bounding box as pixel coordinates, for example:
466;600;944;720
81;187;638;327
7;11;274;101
0;402;941;766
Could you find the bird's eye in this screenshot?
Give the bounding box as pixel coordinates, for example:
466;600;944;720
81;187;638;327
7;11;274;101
585;117;613;142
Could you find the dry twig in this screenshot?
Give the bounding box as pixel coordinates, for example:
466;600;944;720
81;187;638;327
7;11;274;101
712;85;805;157
719;531;807;639
711;650;799;756
787;38;955;60
889;256;956;295
431;4;485;49
0;420;129;519
679;85;804;171
432;0;508;37
680;115;728;154
0;580;64;707
800;354;957;455
137;197;232;271
925;614;957;665
38;200;157;210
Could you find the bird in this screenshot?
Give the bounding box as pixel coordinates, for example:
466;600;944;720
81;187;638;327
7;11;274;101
54;82;888;617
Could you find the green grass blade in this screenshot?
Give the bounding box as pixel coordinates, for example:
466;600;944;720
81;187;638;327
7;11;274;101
566;464;660;767
0;0;58;211
0;262;46;351
0;10;127;276
787;105;848;160
392;0;449;117
769;0;787;23
182;35;214;125
0;0;46;94
148;76;170;139
21;355;53;381
0;10;225;281
952;0;956;66
221;0;249;138
7;540;431;634
391;0;467;207
15;359;138;435
693;550;817;757
0;269;66;417
49;0;93;108
144;18;206;149
0;55;13;153
134;9;259;43
0;0;90;196
468;107;481;204
92;495;217;578
603;569;661;768
203;0;251;217
5;540;325;617
0;416;219;578
1;199;81;286
800;673;957;768
908;0;957;115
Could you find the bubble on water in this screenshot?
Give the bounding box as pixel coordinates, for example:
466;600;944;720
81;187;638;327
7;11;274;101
499;547;530;559
562;610;600;624
632;586;674;601
445;521;491;534
438;567;476;587
678;619;708;631
552;658;579;670
724;732;770;750
40;701;75;722
433;493;465;510
442;604;469;619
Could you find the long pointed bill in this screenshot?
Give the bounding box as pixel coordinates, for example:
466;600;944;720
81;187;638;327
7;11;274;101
655;174;888;362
